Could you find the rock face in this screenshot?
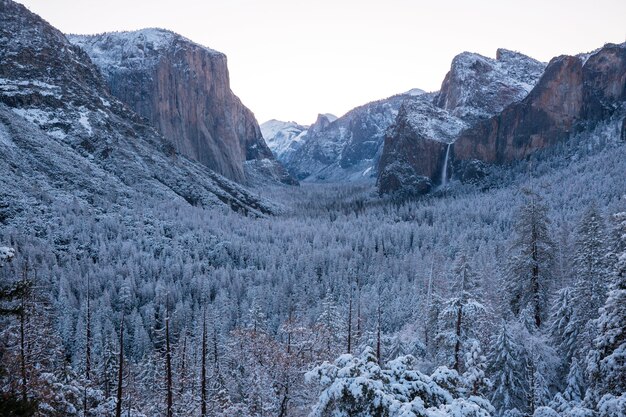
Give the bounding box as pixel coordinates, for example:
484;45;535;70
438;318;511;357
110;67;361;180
69;30;295;185
0;0;275;218
278;94;413;182
453;43;626;164
377;96;466;194
378;49;545;194
436;49;546;123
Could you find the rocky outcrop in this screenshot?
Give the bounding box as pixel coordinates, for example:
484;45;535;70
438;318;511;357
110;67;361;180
378;49;545;195
377;97;466;193
0;0;275;217
69;30;295;185
453;43;626;164
282;94;412;182
436;49;545;123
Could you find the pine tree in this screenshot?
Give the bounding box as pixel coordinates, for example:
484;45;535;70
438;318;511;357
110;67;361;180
315;290;345;359
490;321;526;414
549;287;578;366
563;358;585;403
571;204;610;357
436;252;485;372
507;190;555;328
462;340;491;397
526;340;551;415
114;310;125;417
201;309;208;417
585;212;626;412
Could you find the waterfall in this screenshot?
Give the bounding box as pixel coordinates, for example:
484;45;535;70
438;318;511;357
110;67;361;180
441;143;451;187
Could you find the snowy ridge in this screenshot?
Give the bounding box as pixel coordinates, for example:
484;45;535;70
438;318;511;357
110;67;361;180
437;49;546;122
68;28;223;76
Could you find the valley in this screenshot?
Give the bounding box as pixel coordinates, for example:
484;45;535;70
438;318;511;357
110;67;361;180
1;1;625;416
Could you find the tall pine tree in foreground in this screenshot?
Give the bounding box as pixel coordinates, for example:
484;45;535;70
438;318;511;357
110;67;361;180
507;190;554;329
585;212;626;416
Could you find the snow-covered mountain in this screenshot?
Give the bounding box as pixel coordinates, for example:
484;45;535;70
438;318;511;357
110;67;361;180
435;49;545;123
378;43;626;196
268;93;419;182
0;0;276;218
68;29;296;186
378;48;547;194
260;119;309;161
268;49;546;186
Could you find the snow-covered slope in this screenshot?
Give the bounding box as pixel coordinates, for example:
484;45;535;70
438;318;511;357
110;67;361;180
0;0;275;218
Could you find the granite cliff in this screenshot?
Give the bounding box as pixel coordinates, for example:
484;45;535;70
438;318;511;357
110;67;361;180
0;0;276;218
378;49;546;194
453;44;626;165
69;30;295;185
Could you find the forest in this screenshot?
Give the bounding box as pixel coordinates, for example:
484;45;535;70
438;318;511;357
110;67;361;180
1;118;625;417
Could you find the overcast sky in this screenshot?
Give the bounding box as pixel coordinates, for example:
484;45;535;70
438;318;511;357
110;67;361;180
19;0;626;124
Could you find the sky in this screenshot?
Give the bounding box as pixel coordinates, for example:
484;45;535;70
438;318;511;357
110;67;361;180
18;0;626;124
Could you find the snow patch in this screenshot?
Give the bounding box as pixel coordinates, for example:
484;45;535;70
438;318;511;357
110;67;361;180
78;110;93;135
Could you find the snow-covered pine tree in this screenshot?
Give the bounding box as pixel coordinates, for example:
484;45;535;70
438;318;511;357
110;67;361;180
507;190;555;328
563;358;585;403
585;211;626;416
571;204;610;357
463;340;491;397
549;287;578;369
490;321;527;415
315;289;345;359
436;252;485;373
526;340;551;416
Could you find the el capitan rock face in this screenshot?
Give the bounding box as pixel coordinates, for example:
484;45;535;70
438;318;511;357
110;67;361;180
0;0;276;217
453;43;626;164
69;30;295;185
378;49;545;195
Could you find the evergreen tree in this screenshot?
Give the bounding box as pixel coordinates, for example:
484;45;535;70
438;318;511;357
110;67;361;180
315;290;345;359
526;340;551;415
585;212;626;414
507;191;555;328
490;321;526;415
462;340;491;397
436;252;485;372
571;204;610;356
549;287;578;367
563;358;585;403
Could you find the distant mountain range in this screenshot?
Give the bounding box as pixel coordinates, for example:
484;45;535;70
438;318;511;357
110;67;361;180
262;44;625;196
2;0;624;215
